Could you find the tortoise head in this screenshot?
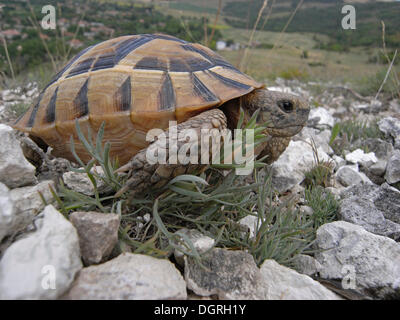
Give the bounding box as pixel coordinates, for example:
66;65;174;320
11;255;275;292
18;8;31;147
243;88;310;137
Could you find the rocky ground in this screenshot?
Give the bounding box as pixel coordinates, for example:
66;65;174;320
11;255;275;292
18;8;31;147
0;79;399;300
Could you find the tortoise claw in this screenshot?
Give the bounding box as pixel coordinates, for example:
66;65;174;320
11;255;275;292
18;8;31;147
114;184;130;198
115;163;131;174
115;156;145;174
115;168;152;197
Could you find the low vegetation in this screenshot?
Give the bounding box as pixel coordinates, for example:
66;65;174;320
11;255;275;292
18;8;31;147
223;0;400;49
330;119;385;156
304;161;334;189
304;186;339;231
356;69;400;97
50;114;339;267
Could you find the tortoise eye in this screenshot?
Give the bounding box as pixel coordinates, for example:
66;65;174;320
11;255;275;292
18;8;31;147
278;100;294;113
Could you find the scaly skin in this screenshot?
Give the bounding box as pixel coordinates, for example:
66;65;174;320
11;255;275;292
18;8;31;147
117;89;310;196
115;109;227;196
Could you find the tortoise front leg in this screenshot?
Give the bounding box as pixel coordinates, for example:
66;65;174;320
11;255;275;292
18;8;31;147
115;109;227;196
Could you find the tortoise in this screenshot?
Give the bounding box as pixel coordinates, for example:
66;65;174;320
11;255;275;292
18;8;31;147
13;33;309;194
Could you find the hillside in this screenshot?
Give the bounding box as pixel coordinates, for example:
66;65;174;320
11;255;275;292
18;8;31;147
223;0;400;49
170;0;400;48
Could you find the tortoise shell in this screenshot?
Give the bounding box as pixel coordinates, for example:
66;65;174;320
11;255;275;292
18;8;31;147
13;34;263;165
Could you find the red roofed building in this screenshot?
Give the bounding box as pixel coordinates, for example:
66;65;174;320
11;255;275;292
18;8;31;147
69;39;84;49
0;29;21;40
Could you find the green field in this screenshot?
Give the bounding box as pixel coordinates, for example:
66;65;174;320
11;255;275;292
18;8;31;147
168;2;218;14
161;0;398;94
219;28;383;85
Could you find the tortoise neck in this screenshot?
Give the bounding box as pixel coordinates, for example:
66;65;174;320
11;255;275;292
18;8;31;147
219;91;258;130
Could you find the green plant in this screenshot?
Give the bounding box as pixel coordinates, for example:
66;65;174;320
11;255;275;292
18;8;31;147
329;123;340;146
212;107;270;171
302;141;340;230
258;43;274;49
146;168;317;266
304;139;334;188
311;100;322;108
304;162;334;189
278;67;309;81
329;119;384;156
52;120;125;215
52;113;318;267
307;62;326;67
392;181;400;192
305;186;340;230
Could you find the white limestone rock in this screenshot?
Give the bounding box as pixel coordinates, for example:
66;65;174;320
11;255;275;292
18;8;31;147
0;205;82;299
260;259;341;300
0;124;37;188
65;253;187;300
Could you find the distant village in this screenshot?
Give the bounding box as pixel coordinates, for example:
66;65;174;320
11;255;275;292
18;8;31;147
0;2;115;49
0;1;246;52
0;0;251;76
216;40;240;51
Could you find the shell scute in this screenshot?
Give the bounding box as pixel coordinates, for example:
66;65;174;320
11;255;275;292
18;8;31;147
13;34;263;164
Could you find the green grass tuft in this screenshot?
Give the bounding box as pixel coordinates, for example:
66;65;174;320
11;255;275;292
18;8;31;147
330;119;385;156
304;161;334;189
305;186;340;230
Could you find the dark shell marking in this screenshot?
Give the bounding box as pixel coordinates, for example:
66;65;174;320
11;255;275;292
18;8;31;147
134;56;168;71
27;92;44;128
192;73;218;102
115;77;132;112
64;34;246;77
45;87;59;123
208;70;251;90
181;44;240;72
159;73;176;111
113;36;154;64
92;52;116;71
47;45;94;87
74;78;90;118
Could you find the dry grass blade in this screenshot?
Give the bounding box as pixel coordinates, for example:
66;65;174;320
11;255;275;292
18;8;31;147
65;0;89;59
378;21;400;99
207;0;222;47
272;0;304;51
203;17;208;47
259;0;275;33
0;34;15;81
27;0;57;72
375;49;397;100
57;4;67;59
239;0;268;72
